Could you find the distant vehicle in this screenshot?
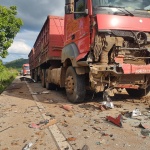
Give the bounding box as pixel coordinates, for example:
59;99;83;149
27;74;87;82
22;64;30;76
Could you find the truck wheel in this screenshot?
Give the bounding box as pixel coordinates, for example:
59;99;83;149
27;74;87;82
126;87;150;98
65;66;85;103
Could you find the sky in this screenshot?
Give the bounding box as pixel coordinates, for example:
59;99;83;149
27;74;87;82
0;0;65;63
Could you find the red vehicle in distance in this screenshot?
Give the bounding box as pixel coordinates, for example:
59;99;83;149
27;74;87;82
22;64;30;76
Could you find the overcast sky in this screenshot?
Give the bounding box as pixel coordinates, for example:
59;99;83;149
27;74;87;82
0;0;65;62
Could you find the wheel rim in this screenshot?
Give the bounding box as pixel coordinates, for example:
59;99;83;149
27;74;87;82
65;75;74;94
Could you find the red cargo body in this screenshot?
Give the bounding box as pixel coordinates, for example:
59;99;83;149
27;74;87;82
28;48;35;71
33;16;64;68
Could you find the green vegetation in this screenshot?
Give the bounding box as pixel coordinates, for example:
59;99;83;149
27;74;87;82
0;61;18;93
0;5;23;58
5;58;29;71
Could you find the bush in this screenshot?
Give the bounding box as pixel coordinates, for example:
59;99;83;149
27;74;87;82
0;62;18;93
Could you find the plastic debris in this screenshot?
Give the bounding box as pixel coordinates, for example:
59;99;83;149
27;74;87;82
106;114;122;127
28;123;40;129
22;142;33;150
60;105;73;111
131;108;142;117
102;101;114;109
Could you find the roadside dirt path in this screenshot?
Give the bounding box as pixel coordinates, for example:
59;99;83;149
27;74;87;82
0;76;150;150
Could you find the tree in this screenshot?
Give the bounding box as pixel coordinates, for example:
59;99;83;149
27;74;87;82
0;5;23;58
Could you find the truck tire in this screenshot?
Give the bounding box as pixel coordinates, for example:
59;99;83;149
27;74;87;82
65;66;85;103
126;87;150;98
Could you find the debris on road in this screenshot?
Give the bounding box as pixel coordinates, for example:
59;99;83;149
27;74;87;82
106;114;122;127
66;137;76;141
38;119;49;125
28;123;40;129
40;119;57;130
139;123;150;130
20;77;35;83
22;142;33;150
101;101;114;109
41;91;50;94
131;108;142;117
60;104;73;111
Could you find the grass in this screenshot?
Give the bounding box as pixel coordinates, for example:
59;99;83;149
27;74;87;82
0;66;18;93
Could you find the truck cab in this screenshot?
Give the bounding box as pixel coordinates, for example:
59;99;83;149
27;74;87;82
62;0;150;102
22;64;30;76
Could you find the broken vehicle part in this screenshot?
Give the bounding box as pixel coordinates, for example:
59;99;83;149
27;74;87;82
106;114;122;127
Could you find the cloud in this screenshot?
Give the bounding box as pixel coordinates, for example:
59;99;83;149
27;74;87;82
0;0;65;31
0;0;65;62
8;40;31;55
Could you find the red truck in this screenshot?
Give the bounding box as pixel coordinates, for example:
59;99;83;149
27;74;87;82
22;64;30;76
29;0;150;103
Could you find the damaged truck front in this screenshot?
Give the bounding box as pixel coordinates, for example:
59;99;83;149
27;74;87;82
29;0;150;103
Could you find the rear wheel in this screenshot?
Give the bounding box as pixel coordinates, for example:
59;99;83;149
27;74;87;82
65;66;85;103
126;87;150;98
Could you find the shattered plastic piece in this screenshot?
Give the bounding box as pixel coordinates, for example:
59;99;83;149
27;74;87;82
22;142;33;150
28;123;40;129
131;108;142;117
61;105;73;111
106;114;122;127
102;101;114;109
81;145;90;150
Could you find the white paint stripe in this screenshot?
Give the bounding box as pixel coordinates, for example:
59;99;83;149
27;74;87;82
26;82;73;150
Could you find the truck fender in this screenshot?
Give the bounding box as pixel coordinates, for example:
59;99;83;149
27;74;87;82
61;43;79;67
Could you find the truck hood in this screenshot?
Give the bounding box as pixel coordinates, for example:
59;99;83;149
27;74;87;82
97;14;150;32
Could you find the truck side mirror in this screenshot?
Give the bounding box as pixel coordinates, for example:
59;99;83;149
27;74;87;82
85;9;88;15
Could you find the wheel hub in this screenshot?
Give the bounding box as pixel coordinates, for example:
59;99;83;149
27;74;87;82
65;76;74;94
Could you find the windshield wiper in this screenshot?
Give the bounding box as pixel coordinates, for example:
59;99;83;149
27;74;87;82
117;7;134;16
95;5;134;16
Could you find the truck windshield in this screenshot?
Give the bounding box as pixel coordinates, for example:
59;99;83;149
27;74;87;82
92;0;150;10
24;66;29;70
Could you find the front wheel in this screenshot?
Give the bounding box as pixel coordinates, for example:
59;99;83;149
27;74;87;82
65;66;86;103
126;87;150;98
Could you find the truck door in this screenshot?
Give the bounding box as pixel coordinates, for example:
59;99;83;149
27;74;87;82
65;0;90;55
